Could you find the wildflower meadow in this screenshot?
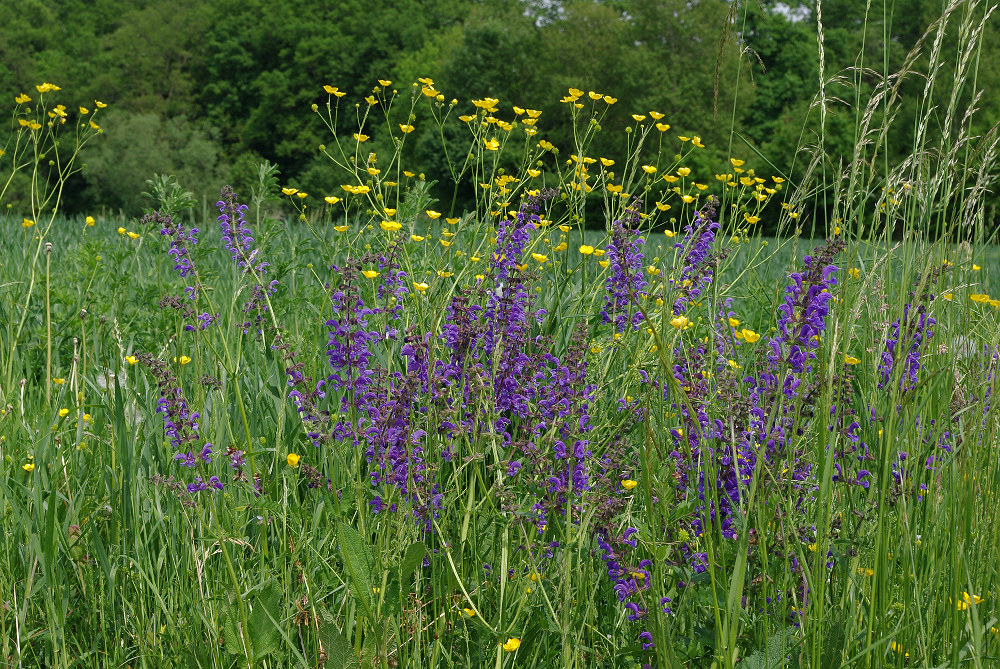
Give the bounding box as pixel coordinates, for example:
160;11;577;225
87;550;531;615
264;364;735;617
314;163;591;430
2;2;1000;668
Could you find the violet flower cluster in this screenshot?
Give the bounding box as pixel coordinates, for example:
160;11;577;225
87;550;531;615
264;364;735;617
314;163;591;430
217;186;278;334
138;353;225;493
145;209;218;329
602;201;647;333
670;196;722;315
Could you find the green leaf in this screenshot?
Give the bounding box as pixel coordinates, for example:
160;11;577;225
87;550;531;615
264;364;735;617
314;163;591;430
340;523;376;620
248;580;282;657
399;541;426;580
740;627;799;669
319;616;358;669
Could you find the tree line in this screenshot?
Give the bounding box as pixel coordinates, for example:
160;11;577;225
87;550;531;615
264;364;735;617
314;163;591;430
3;0;997;233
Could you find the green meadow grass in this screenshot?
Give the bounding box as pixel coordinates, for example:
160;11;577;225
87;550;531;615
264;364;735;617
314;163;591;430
2;3;1000;669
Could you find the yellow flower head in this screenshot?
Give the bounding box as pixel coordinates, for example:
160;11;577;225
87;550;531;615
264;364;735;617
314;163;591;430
380;220;402;232
59;408;70;417
531;253;548;263
501;638;521;652
86;215;95;226
325;196;341;205
425;210;442;219
126;355;138;365
23;463;35;472
179;355;192;365
413;281;429;292
22;218;35;228
621;479;638;490
362;270;380;279
286;453;301;468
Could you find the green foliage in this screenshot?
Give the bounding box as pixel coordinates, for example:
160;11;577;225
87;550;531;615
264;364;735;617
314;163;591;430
4;0;998;229
78;110;228;214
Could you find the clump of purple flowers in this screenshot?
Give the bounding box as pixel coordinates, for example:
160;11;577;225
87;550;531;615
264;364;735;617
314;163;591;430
602;200;647;332
670;196;724;315
217;186;278;334
138;353;230;493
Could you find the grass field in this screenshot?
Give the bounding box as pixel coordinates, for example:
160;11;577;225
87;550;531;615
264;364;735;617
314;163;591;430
2;5;1000;668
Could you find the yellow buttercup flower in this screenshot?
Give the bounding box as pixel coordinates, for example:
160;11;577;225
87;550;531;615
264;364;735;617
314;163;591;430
641;165;657;174
286;453;301;468
362;270;380;279
410;234;425;242
380;220;402;232
399;124;415;133
579;245;594;255
414;282;429;292
23;463;35;472
378;79;392;86
501;638;521;652
531;253;548;263
179;356;192;365
118;227;126;235
353;133;369;142
95;100;107;108
22;218;35;228
59;408;70;417
425;210;442;219
621;479;638;490
86;215;95;226
15;93;31;104
324;196;341;205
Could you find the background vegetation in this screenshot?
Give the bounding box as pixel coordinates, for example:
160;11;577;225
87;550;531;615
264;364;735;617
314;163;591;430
4;0;999;233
